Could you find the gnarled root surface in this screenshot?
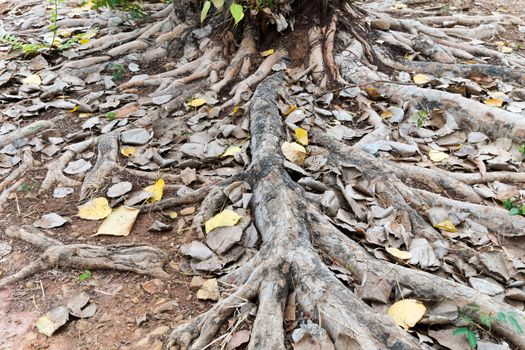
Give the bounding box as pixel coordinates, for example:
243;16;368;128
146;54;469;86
164;73;525;349
0;226;168;289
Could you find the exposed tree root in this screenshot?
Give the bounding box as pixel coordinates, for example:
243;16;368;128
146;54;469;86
0;225;168;289
0;120;55;148
79;134;118;200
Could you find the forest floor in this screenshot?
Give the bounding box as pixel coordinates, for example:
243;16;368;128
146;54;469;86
1;0;525;349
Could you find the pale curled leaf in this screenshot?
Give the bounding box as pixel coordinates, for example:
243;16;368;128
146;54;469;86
143;178;165;203
281;142;306;165
78;197;112;220
205;210;241;234
387;299;426;330
95;206;140;237
386;247;412;260
428;150;449;162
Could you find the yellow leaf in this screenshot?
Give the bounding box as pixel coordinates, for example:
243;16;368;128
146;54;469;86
79;38;90;45
295;128;309;146
22;74;41;86
495;41;505;47
261;49;275;57
381;110;393;119
69;105;80;113
365;87;381;100
281;142;307;165
413;74;432;85
144;178;165;203
205;209;241;234
120;146;136;157
434;219;458;233
484;98;504;107
187;98;207;108
428;149;449;162
94;206;139;236
283;105;298;117
230;105;244;116
387;299;426;330
78;197;112;220
220;145;242;158
78;113;92;118
386;247;412;260
60;30;72;38
168;211;178;220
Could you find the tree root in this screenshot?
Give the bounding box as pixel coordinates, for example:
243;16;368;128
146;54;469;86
79;134;118;200
0;226;168;289
0;120;55;148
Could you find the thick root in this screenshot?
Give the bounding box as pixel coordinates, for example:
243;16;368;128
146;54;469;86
0;226;168;289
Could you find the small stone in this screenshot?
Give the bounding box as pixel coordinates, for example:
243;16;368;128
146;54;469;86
370;19;390;30
180;207;196;216
196;279;220;301
190;276;206;291
148;220;172;232
153;301;178;314
141;279;164;294
506;288;525;302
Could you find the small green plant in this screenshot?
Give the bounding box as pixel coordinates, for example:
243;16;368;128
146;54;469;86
48;0;65;48
106;111;116;121
503;197;525;216
110;63;126;80
518;144;525;156
454;304;523;349
0;33;47;55
17;181;39;193
200;1;248;25
78;270;92;281
413;109;428;128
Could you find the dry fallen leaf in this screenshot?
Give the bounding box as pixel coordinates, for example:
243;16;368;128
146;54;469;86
144;178;165;203
95;206;140;236
387;299;426;330
205;210;241;234
428;150;449;162
283;104;298;116
434;219;458;233
281;142;307;165
484;98;504;107
22;74;41;85
413;74;432;85
120;146;136;157
261;49;275;57
220;145;242;158
78;197;112;220
187;98;207;108
381;110;393;119
295;128;309;146
386;247;412;260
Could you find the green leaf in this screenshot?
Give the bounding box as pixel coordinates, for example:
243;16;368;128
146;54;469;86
466;330;478;349
503;197;515;210
497;310;508;323
229;3;244;25
106;111;116;121
509;207;521;216
201;1;211;23
453;327;470;335
460;315;474;325
479;314;495;328
518;144;525;155
509;314;523;334
211;0;224;9
78;270;92;281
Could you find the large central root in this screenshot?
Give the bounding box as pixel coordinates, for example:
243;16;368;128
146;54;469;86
165;72;525;349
